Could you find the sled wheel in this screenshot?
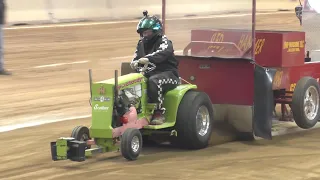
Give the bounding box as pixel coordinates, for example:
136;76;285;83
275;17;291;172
71;126;91;149
120;128;142;161
291;76;320;129
172;90;213;149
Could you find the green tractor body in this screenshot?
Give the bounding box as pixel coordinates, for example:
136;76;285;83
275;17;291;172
50;68;212;162
90;73;146;139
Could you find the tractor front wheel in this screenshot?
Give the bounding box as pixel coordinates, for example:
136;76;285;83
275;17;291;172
172;90;213;149
71;126;91;149
120;128;143;161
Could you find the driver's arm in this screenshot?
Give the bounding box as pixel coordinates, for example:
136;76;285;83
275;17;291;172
131;42;141;63
130;41;142;70
145;36;174;64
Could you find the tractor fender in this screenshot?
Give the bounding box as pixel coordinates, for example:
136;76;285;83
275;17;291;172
253;65;277;140
163;84;197;125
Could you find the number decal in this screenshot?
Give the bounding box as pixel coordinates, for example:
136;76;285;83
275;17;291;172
289;83;296;92
211;32;224;42
273;71;283;88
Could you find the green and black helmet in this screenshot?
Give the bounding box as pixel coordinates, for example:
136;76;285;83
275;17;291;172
136;10;163;38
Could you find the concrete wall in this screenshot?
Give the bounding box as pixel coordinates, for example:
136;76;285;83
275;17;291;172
6;0;298;25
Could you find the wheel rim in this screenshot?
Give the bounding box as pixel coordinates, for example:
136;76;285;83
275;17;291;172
304;86;319;120
196;105;211;136
80;134;89;141
131;136;140;153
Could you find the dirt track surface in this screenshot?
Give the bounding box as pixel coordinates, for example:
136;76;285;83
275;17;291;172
2;12;319;180
2;119;320;180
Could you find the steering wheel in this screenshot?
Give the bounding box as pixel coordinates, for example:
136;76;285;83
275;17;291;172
135;62;156;74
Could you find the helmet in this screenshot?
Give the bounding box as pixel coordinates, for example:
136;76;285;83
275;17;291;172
137;11;163;42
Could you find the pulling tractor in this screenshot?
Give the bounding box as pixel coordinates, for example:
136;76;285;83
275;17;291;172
50;0;320;162
50;60;214;161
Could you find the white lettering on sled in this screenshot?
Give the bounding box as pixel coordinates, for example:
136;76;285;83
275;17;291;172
94;104;109;111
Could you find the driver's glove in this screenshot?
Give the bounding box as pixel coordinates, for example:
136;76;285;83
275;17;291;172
138;57;149;64
130;60;139;69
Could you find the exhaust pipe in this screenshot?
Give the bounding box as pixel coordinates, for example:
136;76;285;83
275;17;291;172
114;70;119;106
89;69;93;106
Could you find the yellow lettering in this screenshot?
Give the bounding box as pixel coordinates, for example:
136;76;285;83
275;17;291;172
255;38;265;55
273;71;283;88
237;34;252;52
217;46;225;52
288;41;299;48
289;83;296;92
211;32;224;42
238;35;245;49
237;34;265;55
299;40;305;48
283;40;304;53
287;47;300;52
207;45;224;53
284;42;289;49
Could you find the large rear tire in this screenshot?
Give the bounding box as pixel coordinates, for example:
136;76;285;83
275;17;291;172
171;90;214;149
291;76;320;129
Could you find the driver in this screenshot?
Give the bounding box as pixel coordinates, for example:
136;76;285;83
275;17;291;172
130;11;180;125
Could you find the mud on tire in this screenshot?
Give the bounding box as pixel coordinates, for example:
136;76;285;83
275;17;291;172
171;90;214;149
291;76;320;129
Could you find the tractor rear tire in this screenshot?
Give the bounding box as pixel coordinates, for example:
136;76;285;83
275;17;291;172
171;90;213;149
120;128;142;161
291;76;320;129
71;126;91;149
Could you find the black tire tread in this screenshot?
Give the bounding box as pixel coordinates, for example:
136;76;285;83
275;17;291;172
292;76;320;129
120;128;142;161
173;90;213;149
71;126;91;149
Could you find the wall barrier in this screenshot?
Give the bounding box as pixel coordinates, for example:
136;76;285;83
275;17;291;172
6;0;298;25
7;0;49;24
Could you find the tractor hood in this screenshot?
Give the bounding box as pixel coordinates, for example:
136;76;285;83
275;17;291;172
90;73;145;138
96;73;145;90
